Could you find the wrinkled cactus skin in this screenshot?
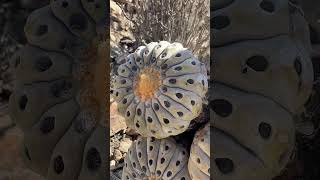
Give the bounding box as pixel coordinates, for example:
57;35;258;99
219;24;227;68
112;41;208;139
8;0;107;179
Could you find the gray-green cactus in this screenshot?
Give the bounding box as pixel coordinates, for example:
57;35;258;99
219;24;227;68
188;122;210;180
112;41;208;139
122;136;191;180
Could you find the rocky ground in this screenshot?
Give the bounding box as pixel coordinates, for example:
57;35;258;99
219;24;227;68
109;1;136;179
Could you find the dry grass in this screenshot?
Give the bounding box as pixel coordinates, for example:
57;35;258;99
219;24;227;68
117;0;210;62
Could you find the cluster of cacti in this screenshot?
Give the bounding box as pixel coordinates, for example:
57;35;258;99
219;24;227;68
112;41;209;179
212;0;314;179
8;0;107;179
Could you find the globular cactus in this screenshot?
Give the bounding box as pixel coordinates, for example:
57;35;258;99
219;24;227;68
188;122;210;180
212;0;314;114
8;0;107;179
112;41;208;139
211;84;295;180
122;136;191;180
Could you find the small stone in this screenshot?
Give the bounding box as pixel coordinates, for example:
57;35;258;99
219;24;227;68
114;149;122;161
119;138;132;153
110;160;116;168
110;102;127;136
122;152;127;157
110;1;122;16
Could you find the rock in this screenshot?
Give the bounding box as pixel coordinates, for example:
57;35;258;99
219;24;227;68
110;102;127;136
119;137;132;153
110;101;118;114
110;146;114;157
110;1;122;17
110;0;135;55
114;149;122;161
0;127;24;171
110;160;116;169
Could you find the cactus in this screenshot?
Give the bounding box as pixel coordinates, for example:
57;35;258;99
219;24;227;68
8;0;107;179
212;36;313;114
122;136;191;180
211;84;295;180
188;122;210;180
112;41;208;139
211;0;314;179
